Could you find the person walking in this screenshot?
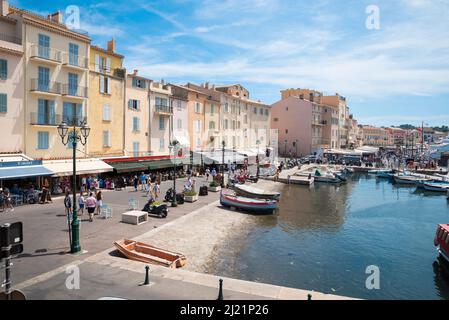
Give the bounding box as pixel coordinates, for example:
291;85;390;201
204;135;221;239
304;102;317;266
96;190;103;215
153;181;161;200
0;188;5;212
133;175;139;192
140;172;147;191
86;192;97;222
211;168;217;181
205;168;210;181
78;192;85;216
64;191;72;220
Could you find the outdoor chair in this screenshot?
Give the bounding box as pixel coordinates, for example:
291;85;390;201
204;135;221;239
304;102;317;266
99;204;113;219
128;198;139;210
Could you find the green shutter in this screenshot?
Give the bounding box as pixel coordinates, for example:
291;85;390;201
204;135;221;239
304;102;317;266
0;59;7;79
0;94;7;113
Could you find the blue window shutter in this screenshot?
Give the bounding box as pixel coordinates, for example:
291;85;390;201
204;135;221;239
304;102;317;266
0;59;7;79
0;93;7;113
38;99;45;123
50;101;56;124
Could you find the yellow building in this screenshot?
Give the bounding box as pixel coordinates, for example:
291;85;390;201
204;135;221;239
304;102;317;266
88;39;126;158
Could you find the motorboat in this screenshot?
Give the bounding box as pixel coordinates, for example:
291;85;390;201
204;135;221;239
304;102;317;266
423;182;449;192
434;224;449;263
114;239;187;268
220;192;278;214
234;184;281;201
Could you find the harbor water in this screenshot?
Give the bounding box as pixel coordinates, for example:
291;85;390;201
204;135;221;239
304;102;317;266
209;174;449;300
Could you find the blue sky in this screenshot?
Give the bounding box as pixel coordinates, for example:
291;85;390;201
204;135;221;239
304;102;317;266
11;0;449;127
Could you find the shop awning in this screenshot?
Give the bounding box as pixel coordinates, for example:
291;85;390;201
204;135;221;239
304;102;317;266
43;159;113;177
193;151;245;165
148;158;191;170
0;164;54;180
108;161;150;173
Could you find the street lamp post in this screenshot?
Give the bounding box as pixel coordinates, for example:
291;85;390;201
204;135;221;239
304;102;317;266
57;117;90;254
169;140;179;207
221;140;226;188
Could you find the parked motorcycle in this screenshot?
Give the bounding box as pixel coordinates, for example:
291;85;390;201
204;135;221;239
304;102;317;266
142;198;168;218
164;188;185;204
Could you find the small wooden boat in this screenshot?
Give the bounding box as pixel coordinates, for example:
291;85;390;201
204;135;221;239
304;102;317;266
424;182;449;192
234;184;281;200
114;239;186;268
393;174;431;185
435;224;449;262
220;192;278;214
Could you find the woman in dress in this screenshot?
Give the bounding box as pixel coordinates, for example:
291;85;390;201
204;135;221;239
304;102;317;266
96;191;103;215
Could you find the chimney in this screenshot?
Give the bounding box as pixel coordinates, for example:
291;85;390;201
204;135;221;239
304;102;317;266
48;11;63;24
107;38;116;53
1;0;9;16
133;69;138;76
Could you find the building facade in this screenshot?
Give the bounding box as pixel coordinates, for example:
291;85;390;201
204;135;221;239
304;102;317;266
9;6;91;160
0;3;24;154
149;80;172;156
88;39;125;158
361;126;391;147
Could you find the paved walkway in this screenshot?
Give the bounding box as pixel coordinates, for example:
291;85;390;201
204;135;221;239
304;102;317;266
0;176;219;285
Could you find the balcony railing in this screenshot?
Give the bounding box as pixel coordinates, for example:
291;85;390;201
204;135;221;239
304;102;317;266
114;68;126;79
30;79;61;94
30;112;62;126
155;105;173;114
30;44;62;63
0;33;22;45
62;115;87;127
62;53;88;69
62;84;88;98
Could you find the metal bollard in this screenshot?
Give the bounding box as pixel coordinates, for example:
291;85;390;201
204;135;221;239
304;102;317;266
143;265;150;285
308;294;312;301
217;279;224;300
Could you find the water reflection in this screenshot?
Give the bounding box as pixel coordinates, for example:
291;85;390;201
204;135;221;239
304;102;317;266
433;256;449;300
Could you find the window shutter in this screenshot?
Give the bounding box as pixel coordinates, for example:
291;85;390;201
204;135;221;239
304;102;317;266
95;54;100;72
0;59;7;79
50;100;56;124
132;78;137;87
137;100;140;109
0;93;7;113
106;58;111;73
100;75;104;93
107;77;111;94
128;99;132;108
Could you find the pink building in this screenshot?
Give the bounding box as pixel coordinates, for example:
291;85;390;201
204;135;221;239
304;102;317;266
271;96;319;157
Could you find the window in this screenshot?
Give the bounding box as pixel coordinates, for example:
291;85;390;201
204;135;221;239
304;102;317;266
63;102;83;126
133;117;140;132
100;75;111;94
69;43;79;66
0;93;6;113
232;120;236;130
176;100;182;110
156;97;168;107
128;99;140;110
68;73;78;96
0;59;7;79
133;142;139;157
103;130;111;147
95;55;110;73
38;34;50;59
285;129;288;134
195;102;201;113
224;119;229;130
197;138;201;148
224;103;229;113
210;104;215;114
38;99;55;124
37;131;49;149
38;66;50;92
159;117;165;130
273;118;279;122
159;138;165;150
103;104;110;121
132;78;146;89
253;107;257;114
177;119;182;130
265;109;269;116
259;108;263;115
209;121;215;130
244;115;248;124
195;120;202;133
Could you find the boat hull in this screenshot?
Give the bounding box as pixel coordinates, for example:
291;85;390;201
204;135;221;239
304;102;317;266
234;184;281;200
424;183;449;192
220;194;278;214
114;239;186;268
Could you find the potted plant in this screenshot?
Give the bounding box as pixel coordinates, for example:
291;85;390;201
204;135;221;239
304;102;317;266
208;180;222;192
184;189;198;203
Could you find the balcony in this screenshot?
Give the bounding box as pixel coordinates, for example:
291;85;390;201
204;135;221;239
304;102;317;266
62;84;88;99
61;115;88;127
154;105;173;116
30;112;62;126
29;45;62;65
62;53;88;70
30;79;61;96
0;33;22;45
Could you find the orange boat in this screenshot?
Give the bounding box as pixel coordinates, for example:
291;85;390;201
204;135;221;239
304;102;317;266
114;239;187;268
